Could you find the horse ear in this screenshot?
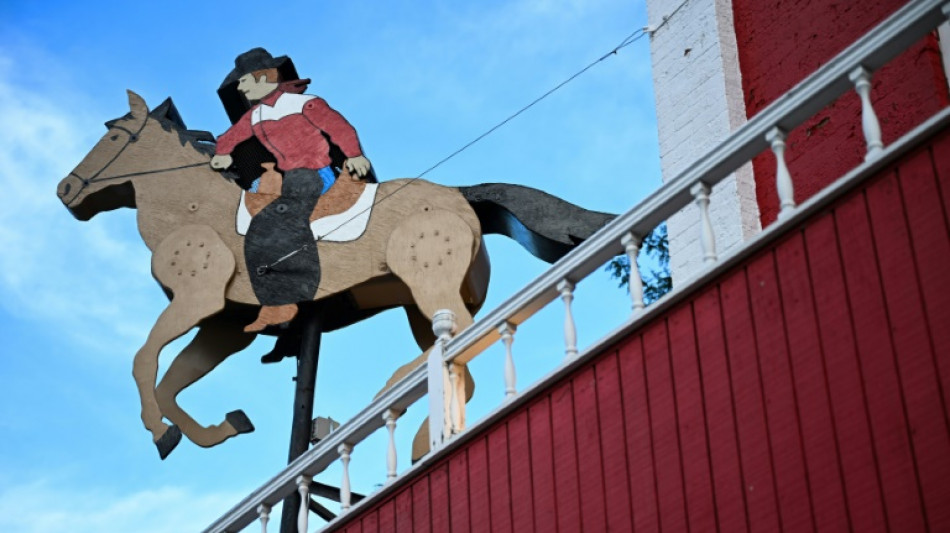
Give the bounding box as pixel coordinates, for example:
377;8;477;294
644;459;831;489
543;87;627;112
149;98;186;129
127;90;148;118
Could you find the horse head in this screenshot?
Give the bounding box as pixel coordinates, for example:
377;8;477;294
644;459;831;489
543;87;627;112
57;91;215;220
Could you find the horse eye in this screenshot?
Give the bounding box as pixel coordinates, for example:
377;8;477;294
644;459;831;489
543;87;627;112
110;135;119;141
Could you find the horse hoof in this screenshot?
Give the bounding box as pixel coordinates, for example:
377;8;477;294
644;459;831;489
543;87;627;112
226;410;255;435
156;425;182;460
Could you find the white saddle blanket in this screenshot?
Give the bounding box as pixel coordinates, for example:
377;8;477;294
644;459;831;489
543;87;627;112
236;183;379;242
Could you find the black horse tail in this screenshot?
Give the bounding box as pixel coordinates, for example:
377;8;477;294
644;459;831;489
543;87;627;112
459;183;616;263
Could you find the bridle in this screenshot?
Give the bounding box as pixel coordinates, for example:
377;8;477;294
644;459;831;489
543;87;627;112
63;116;206;205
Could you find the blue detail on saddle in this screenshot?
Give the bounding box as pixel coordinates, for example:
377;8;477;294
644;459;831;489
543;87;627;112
318;166;335;195
247;166;335;194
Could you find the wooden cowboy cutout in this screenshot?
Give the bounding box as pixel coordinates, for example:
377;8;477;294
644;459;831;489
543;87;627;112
57;71;615;462
211;48;373;332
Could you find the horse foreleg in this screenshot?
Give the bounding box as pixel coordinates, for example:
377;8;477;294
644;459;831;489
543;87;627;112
136;225;235;458
155;317;256;448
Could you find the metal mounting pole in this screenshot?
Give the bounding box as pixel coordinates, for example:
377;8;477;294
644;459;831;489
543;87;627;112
280;305;322;533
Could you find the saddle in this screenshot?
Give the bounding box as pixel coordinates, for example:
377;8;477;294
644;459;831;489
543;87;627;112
243;163;367;220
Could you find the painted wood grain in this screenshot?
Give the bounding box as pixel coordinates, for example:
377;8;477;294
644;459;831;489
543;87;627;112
866;170;950;532
775;231;850;531
720;270;782;532
594;351;634;532
550;381;581;533
617;334;661;532
668;304;718;531
833;191;924;532
572;366;607;532
805;213;886;531
746;251;814;531
528;397;557;533
503;410;534;532
487;426;513;533
642;320;689;532
692;286;749;532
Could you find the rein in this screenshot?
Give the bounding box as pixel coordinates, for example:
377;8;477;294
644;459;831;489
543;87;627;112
64;116;208;204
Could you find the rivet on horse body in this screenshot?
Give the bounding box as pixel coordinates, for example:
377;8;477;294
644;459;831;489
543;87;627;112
188;203;199;212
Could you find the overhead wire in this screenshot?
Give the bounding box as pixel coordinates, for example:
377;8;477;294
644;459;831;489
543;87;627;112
261;22;660;273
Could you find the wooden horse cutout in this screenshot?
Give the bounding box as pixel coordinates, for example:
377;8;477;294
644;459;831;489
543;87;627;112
57;91;614;459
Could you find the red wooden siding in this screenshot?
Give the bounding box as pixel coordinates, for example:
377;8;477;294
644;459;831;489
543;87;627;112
326;127;950;531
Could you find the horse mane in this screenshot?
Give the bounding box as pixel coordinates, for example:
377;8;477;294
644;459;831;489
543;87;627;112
105;98;217;158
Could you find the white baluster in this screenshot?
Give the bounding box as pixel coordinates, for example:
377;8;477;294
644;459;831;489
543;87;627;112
257;503;271;533
849;66;883;160
557;279;578;360
428;310;456;448
383;409;399;482
621;232;645;312
690;182;717;264
499;322;517;398
295;475;311;533
766;127;796;218
339;443;353;511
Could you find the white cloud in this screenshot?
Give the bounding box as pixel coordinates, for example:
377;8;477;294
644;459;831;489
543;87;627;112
0;52;160;357
0;480;248;533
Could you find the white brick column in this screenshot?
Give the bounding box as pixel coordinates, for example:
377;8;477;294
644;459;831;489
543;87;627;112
647;0;760;283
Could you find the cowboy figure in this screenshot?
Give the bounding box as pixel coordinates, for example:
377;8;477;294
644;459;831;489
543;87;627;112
210;48;372;332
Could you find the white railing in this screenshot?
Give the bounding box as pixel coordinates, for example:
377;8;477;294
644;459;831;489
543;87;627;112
204;1;950;531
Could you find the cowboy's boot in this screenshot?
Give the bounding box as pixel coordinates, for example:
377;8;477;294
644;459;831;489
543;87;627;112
244;303;299;333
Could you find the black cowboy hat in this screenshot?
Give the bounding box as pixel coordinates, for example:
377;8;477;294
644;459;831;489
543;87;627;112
217;47;300;124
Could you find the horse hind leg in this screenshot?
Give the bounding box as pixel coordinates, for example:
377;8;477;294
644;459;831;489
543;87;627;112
386;209;479;461
155;317;256;450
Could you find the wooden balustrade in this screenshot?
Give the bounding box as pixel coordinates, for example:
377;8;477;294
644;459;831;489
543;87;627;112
621;232;645;312
338;444;353;512
766;127;796;218
499;322;517;399
557;280;578;360
257;504;270;533
296;475;311;533
691;182;717;265
383;409;400;482
850;66;884;159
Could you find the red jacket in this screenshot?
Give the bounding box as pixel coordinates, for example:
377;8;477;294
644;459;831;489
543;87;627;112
215;89;362;171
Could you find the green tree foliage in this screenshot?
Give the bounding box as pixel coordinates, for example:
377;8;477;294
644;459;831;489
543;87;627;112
605;223;672;305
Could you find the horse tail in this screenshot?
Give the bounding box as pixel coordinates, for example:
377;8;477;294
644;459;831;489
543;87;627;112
458;183;615;263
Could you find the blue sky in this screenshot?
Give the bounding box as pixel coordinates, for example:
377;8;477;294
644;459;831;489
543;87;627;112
0;0;660;530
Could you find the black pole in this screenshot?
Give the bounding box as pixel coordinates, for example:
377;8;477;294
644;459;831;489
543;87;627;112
280;306;322;533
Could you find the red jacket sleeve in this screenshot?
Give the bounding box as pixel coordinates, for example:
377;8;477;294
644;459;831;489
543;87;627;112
303;98;363;158
215;111;254;155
